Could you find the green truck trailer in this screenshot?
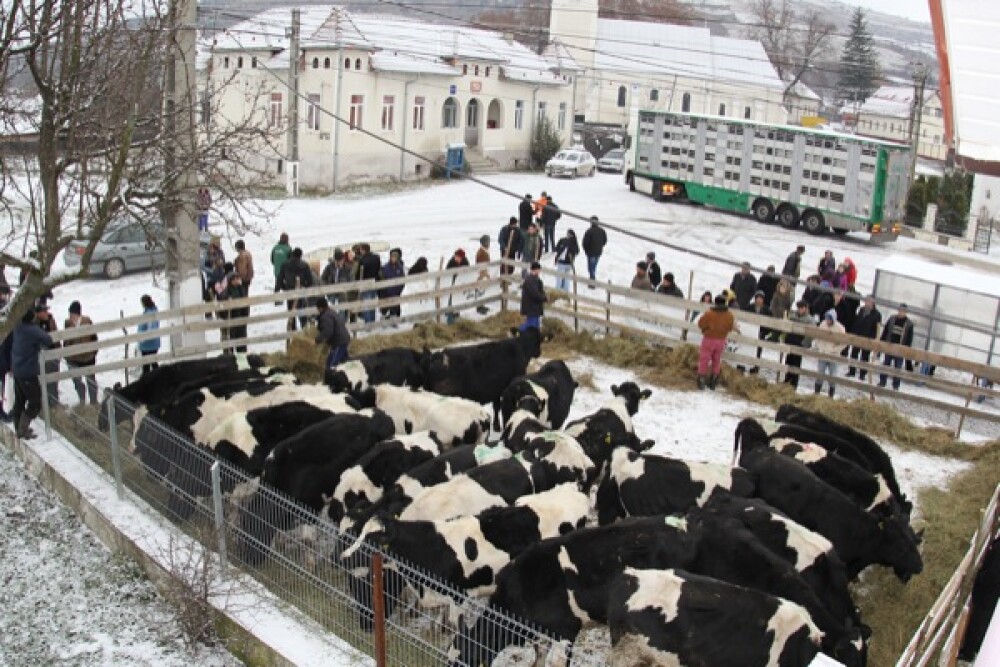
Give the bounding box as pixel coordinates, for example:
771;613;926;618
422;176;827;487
625;110;911;240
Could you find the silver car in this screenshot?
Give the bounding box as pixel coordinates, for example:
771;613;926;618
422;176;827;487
545;149;596;178
64;220;170;279
597;148;626;173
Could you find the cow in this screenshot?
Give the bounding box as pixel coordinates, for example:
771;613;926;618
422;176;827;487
345;484;590;629
776;404;907;509
353;384;490;447
562;382;654;478
450;512;865;667
595;447;756;525
236;410;395;565
736;418;923;582
422;327;542;430
499;360;578;429
324;347;425;395
324;432;443;526
500;399;547;452
607;568;825;667
761;419;873;474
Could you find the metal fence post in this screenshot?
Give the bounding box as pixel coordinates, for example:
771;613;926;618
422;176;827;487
210;461;228;578
38;351;52;437
108;397;124;499
605;281;612;336
372;552;388;667
572;267;579;334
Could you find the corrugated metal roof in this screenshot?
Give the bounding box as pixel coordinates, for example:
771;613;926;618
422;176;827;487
857;85;938;119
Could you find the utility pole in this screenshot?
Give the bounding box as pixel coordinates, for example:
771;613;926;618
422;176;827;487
164;0;205;353
908;62;928;188
286;9;301;196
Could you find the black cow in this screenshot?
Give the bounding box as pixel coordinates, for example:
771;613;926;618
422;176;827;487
595;447;756;525
499;360;578;429
236;410;395;565
736;418;923;582
607;568;826;667
563;382;654;477
422;327;542;430
776;404;907;508
450;512;865;667
324;347;425;395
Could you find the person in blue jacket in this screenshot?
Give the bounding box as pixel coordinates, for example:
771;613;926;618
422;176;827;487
137;294;161;374
377;248;406;320
12;307;54;439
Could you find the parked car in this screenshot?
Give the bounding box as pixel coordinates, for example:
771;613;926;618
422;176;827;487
545;149;596;178
597;148;626;173
65;217;207;279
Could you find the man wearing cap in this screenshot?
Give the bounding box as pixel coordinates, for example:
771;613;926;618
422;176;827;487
847;295;881;379
315;297;351;368
64;301;99;405
814;310;846;397
730;261;758;310
11;308;54;439
581;216;607;284
879;304;914;390
518;261;546;332
645;252;662;289
784;299;815;389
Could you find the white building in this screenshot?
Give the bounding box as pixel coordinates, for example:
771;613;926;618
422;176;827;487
545;0;789;127
850;85;949;161
202;6;575;191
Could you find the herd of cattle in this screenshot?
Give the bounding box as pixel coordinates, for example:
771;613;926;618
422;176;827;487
100;327;923;667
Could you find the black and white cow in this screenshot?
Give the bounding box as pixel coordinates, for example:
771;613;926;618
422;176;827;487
595;447;756;525
776;404;907;510
450;512;865;667
324;347;425;396
607;568;825;667
354;384;490;447
236;410;396;565
422;327;543;430
499;360;578;429
761;419;873;474
736;418;923;582
346;484;590;629
562;382;654;477
323;432;443;525
500;399;547;452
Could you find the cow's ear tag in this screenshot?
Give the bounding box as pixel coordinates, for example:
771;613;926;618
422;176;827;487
604;433;612;445
664;516;687;531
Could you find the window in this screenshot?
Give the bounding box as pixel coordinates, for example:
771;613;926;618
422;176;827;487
223;56;229;69
744;106;752;119
324;57;331;69
354;57;362;70
312;57;319;69
463;64;468;75
269;92;282;128
344;57;351;69
537;101;547;123
251;57;257;68
306;93;321;131
237;56;243;68
514;100;524;130
681;93;691;112
474;65;479;75
381;95;395;131
349;94;363;130
442;97;459;128
718;103;726;116
650;89;659;102
617;86;627;108
558;102;567;130
200;89;211;126
413;96;425;130
485;66;490;77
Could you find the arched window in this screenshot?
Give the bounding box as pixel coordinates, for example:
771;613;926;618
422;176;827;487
617;85;627;108
463;64;468;75
344;57;351;69
442;97;459;128
324;57;331;69
681;93;691;112
718;103;726;116
312;57;319;69
650;89;659;102
355;57;362;70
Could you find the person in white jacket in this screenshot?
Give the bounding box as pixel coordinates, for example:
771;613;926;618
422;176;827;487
813;309;846;397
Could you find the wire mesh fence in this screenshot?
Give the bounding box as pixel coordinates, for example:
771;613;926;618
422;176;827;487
51;394;610;666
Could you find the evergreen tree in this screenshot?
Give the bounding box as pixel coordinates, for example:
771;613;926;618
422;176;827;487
838;8;880;104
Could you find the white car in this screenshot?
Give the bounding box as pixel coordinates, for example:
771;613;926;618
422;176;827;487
545;149;596;178
597;148;626;173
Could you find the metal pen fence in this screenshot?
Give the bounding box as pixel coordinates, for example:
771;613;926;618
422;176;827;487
52;392;607;666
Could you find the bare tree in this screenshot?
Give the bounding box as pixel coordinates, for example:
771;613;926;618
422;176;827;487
750;0;835;97
0;0;278;336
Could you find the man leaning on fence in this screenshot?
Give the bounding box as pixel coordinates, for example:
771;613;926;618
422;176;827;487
12;308;53;439
879;304;914;390
64;301;99;405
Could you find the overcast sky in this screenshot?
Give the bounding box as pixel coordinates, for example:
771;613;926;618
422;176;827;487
840;0;931;23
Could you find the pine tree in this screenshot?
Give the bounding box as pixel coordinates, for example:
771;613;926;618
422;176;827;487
838;8;880;104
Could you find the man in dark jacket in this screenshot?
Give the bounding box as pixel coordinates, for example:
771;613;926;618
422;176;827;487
581;216;607;285
378;248;406;320
782;245;805;281
539;195;561;253
756;265;779;306
748;290;771;371
498;217;522;276
645;252;662;289
783;299;814;389
321;249;354;308
356;244;382;324
656;272;684;298
879;304;914;390
0;286;12;422
315;297;351;368
847;294;881;379
730;262;758;310
518;194;534;231
277;247;315;330
833;291;858;346
518;261;546;332
12;309;54;439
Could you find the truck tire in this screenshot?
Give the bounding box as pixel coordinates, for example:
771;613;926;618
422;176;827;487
752;198;775;224
653;181;664;201
628;173;636;191
802;209;826;236
832;228;849;236
776;204;800;229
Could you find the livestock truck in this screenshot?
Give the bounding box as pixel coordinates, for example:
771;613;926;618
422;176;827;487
625;110;911;241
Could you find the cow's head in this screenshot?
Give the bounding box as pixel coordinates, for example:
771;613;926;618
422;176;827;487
368;408;397;443
513;326;543;359
879;515;923;582
826;621;870;667
516;394;546;418
610;382;652;416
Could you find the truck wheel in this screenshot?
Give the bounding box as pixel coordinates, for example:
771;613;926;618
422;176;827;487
802;210;826;236
653;181;664;201
776;204;800;229
832;228;849;236
628;174;636;191
752;198;775;224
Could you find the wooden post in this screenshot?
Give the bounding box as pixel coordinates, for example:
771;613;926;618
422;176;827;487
572;264;579;334
605;280;612;336
372;552;388;667
681;270;694;341
434;258;444;324
955;382;975;438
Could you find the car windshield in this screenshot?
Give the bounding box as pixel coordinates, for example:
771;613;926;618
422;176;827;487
566;153;580;162
607;150;625;159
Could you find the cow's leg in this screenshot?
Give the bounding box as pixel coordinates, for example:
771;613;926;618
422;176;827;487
492;399;501;432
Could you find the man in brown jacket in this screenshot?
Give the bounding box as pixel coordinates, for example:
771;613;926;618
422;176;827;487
696;294;737;390
64;301;99;404
234;239;254;289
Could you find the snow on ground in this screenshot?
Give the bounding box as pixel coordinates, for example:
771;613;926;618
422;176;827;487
1;171;994;663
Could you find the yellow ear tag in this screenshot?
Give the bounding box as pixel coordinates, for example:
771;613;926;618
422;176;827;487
604;433;612;445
